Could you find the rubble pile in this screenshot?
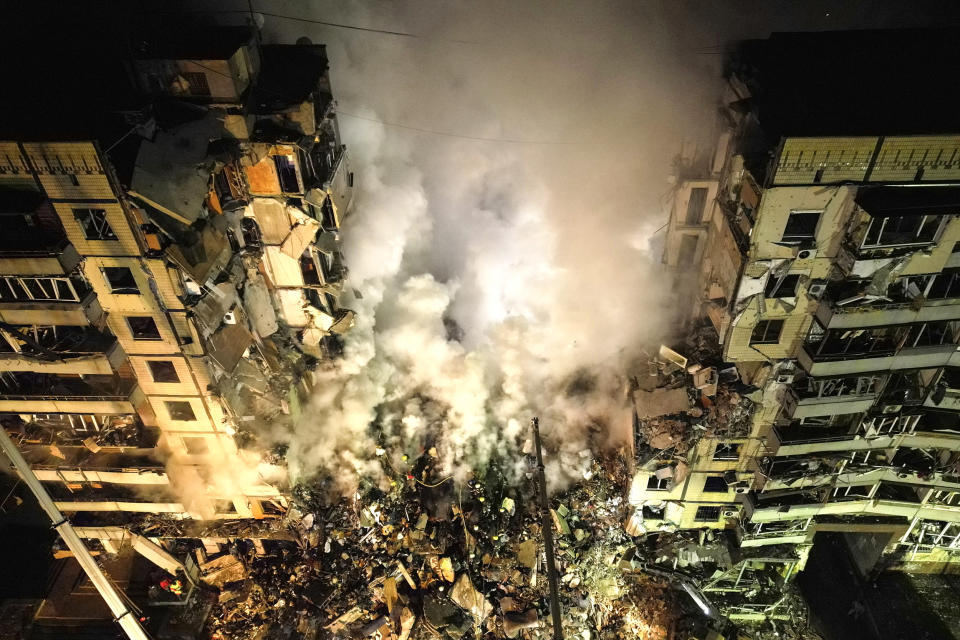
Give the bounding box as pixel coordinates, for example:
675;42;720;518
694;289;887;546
195;455;686;640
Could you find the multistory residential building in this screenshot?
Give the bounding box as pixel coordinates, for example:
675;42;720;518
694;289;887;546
649;28;960;576
0;17;353;556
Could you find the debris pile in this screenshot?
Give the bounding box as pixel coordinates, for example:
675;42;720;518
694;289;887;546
194;453;689;640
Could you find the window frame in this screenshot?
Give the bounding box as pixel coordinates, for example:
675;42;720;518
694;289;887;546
165;401;197;422
147;360;180;383
126;316;162;341
781;210;822;243
73;208;117;241
750;319;784;345
694;505;722;522
102;267;139;294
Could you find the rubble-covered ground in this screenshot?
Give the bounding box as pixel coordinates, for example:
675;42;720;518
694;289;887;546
201;452;694;640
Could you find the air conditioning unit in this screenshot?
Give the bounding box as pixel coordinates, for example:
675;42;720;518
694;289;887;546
808;281;827;299
882;404;903;414
777;374;795;384
798;249;818;260
734;486;750;494
722;509;739;518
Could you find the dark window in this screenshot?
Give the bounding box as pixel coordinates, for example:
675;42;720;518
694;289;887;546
74;209;116;240
781;210;821;243
182;436;208;454
677;234;698;266
926;269;960;300
751;319;784;345
147;360;179;383
647;475;670;491
68;174;80;186
862;214;945;248
320;198;337;230
713;443;742;461
765;273;801;298
703;476;729;492
126;316;161;340
685;187;708;225
166;401;196;421
273;155;300;193
694;506;722;522
182;71;210;96
103;267;138;294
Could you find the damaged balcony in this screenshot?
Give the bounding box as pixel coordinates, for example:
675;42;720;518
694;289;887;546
787;374;885;419
0;189;81;274
2;411;154;449
766;412;960;455
0;273;103;326
0;372;141;414
815;268;960;329
758;447;960;494
798;319;960;376
924;366;960;410
0;325;125;375
737;518;813;547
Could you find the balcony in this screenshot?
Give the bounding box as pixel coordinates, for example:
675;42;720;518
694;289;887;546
789;375;884;419
766;412;960;455
815;272;960;330
748;497;960;525
0;275;103;326
0;190;80;274
0;326;124;374
0;373;141;414
799;319;960;376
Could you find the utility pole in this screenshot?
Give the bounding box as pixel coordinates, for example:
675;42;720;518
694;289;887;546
531;417;563;639
0;428;152;640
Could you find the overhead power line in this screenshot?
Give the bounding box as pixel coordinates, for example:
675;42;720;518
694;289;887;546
153;7;477;43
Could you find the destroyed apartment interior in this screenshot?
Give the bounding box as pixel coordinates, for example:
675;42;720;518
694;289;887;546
2;4;960;640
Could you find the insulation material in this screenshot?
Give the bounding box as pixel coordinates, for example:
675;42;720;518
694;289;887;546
244;156;281;196
280;218;320;259
250;199;290;244
262;246;305;287
274;289;311;327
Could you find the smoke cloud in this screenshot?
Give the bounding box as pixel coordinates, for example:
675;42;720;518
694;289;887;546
199;0;960;494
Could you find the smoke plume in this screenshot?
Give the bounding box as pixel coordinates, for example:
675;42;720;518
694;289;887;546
212;0;960;493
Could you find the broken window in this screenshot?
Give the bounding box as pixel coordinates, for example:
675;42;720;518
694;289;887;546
0;276;81;302
181;435;208;454
647;475;670;491
781;210;820;243
147;360;179;383
102;267;139;294
694;505;722;522
713;443;742;461
126;316;161;340
166;401;196;421
861;214;946;249
750;319;783;345
273;155;300;193
764;273;800;298
73;209;116;240
182;71;210;96
702;476;729;492
685;187;708;225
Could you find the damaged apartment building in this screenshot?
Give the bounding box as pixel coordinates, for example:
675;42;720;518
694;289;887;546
645;27;960;584
0;18;353;550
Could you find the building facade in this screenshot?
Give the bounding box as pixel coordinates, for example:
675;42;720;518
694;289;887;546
0;22;353;551
647;29;960;576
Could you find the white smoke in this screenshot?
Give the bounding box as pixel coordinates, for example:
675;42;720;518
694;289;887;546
269;1;716;493
177;0;960;494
